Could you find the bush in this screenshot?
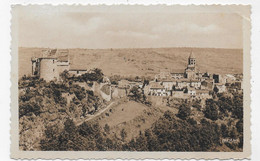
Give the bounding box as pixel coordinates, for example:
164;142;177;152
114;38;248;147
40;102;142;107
120;129;127;141
187;118;197;125
177;104;191;120
81;68;104;83
236;119;243;134
204;102;219;121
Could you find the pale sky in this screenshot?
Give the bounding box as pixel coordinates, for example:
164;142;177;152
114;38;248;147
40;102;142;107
16;5;249;49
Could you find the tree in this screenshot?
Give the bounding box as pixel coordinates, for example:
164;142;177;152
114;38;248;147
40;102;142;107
60;70;70;82
221;124;229;137
129;86;142;101
236;119;243;134
177;104;191;120
120;129;127;141
143;79;149;88
82;68;104;83
213;85;219;93
204;102;219;121
104;124;110;134
187;117;197;125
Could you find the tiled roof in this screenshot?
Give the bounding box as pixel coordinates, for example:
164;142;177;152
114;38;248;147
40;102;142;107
187;86;196;90
69;68;87;71
176;78;189;82
149;82;164;89
196;90;209;94
162;79;175;82
190;79;200;82
57;55;69;62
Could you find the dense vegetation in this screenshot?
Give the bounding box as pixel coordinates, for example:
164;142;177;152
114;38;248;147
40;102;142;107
109;75;152;85
128;86;152;106
19;69;106;150
39;109;242;151
19;71;243;151
60;68;104;83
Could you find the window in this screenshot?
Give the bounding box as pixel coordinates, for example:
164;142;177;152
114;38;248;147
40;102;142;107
53;60;55;64
77;71;79;74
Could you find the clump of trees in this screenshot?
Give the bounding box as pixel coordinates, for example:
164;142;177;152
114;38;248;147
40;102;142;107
39;110;242;151
129;86;151;106
203;92;243;121
60;68;104;83
177;104;191;120
122;111;223;151
109;75;153;85
19;69;106;150
204;99;219;121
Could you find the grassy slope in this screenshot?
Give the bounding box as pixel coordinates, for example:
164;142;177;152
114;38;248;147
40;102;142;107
95;99;177;141
19;47;243;78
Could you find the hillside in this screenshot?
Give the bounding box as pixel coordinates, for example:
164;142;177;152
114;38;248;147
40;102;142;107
95;100;173;141
19;47;243;78
19;75;243;151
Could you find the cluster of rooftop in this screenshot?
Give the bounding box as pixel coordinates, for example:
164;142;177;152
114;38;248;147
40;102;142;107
141;51;242;99
31;49;243;100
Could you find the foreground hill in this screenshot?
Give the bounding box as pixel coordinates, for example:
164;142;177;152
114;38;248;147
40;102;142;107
19;74;243;151
19;47;243;78
95;99;174;141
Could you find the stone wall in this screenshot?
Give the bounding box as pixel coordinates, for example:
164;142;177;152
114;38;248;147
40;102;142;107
57;63;69;81
111;87;128;99
100;83;111;101
68;70;87;76
39;58;59;81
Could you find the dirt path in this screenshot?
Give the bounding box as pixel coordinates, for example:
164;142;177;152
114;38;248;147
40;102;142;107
76;101;115;126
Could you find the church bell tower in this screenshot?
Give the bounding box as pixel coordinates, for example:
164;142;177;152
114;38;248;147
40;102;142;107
188;51;196;68
185;51;197;79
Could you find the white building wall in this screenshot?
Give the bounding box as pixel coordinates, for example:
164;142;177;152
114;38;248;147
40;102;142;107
69;70;87;76
162;82;175;90
39;58;59;81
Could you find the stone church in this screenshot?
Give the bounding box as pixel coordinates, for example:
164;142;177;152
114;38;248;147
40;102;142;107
184;51;197;79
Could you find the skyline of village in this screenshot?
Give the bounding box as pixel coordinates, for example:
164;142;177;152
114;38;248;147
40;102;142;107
28;48;243;101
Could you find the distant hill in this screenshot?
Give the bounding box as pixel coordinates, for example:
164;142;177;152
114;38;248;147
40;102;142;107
19;47;243;78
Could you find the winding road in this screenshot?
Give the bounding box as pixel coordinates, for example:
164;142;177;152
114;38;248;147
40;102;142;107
76;101;115;126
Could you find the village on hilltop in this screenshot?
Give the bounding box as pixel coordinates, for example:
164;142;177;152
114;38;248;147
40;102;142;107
31;49;243;100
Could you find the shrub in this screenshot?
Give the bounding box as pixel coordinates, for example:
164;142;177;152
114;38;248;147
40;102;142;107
177;104;191;120
204;103;219;121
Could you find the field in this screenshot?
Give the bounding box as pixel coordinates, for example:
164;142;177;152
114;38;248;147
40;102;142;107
93;99;177;141
19;47;243;78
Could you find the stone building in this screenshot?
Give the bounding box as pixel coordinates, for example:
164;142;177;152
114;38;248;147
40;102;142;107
68;68;87;76
57;55;70;74
162;80;176;90
148;82;169;96
170;69;185;79
31;49;69;81
185;51;197;79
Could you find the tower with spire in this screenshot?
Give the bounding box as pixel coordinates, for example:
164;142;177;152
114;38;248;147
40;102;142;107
188;51;196;67
185;51;197;79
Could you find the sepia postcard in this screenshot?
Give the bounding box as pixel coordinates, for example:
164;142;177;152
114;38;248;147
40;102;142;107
11;5;251;159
